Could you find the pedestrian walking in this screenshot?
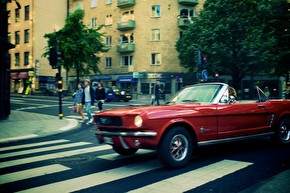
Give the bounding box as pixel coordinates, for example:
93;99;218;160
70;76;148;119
95;82;106;111
82;79;95;124
151;81;163;106
73;83;85;123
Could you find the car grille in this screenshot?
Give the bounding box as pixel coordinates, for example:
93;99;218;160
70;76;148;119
94;116;123;126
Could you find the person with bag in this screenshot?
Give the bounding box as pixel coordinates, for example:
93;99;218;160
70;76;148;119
73;83;85;123
95;82;106;111
82;79;95;124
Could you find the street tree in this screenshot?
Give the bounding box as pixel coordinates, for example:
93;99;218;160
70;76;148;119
43;9;108;84
176;0;288;90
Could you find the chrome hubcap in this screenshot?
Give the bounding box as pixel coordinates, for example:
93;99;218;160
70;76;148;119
170;134;188;161
280;120;290;143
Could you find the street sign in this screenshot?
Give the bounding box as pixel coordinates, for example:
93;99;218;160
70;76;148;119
201;69;208;81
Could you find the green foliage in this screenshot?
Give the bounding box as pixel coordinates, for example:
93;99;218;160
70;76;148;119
43;9;108;82
176;0;289;88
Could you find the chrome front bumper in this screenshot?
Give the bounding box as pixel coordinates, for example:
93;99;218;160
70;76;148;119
95;130;157;137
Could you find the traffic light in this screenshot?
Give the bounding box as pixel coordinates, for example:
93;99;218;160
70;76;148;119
202;56;208;66
49;48;57;69
49;48;62;69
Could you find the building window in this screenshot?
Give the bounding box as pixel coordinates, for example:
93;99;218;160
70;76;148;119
151;5;160;17
91;0;97;7
105;57;112;68
74;1;84;10
15;53;20;66
121;10;134;22
91;18;97;28
120;33;134;43
105;0;112;4
24;5;30;20
24;52;29;66
179;8;194;19
105;14;113;25
151;29;160;41
106;36;112;46
121;56;133;67
15;8;20;22
24;29;29;43
151;53;161;65
15;31;20;44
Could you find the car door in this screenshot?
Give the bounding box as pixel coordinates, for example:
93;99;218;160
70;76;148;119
217;101;273;139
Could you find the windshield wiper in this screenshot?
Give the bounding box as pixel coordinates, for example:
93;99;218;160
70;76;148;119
181;99;199;103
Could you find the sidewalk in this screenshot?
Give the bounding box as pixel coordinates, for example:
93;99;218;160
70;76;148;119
0;110;79;144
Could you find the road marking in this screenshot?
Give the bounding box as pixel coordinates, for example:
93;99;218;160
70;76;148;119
0;139;70;152
97;149;154;160
0;142;92;159
0;145;112;169
0;134;39;143
16;160;162;193
0;164;71;185
128;159;253;193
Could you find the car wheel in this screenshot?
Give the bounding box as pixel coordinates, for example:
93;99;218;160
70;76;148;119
158;127;193;168
276;118;290;144
113;146;138;155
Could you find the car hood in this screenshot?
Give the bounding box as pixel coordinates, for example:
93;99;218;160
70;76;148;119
94;103;212;119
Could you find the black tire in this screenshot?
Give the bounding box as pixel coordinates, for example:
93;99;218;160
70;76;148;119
275;118;290;144
158;127;193;168
113;146;138;155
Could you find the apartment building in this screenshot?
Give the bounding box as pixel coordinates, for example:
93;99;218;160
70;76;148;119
69;0;204;99
8;0;67;94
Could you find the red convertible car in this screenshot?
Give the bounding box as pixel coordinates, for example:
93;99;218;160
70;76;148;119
93;82;290;168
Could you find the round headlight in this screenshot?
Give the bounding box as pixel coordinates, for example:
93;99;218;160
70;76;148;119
121;91;125;95
134;115;143;127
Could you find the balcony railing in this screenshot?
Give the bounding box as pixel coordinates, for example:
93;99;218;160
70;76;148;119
178;0;198;6
117;20;136;31
117;43;135;53
117;0;135;8
178;18;192;28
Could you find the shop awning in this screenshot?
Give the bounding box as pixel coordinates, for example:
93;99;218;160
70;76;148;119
117;76;137;83
18;72;28;79
10;72;18;79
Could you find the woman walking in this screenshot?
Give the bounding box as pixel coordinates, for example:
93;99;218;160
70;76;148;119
73;83;85;123
95;82;106;111
82;79;95;124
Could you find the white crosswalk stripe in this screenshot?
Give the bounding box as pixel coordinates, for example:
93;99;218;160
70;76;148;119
0;142;92;159
0;139;254;193
0;145;111;169
0;164;71;185
0;139;70;152
16;160;162;193
128;160;253;193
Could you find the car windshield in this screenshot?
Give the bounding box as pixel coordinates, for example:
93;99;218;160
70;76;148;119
170;84;223;104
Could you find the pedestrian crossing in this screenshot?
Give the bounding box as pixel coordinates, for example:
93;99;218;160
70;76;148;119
0;139;254;192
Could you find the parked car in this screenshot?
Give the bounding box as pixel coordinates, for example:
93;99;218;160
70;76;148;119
92;82;116;102
112;86;132;102
104;87;116;102
93;82;290;168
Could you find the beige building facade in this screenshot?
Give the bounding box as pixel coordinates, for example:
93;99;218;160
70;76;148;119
8;0;67;94
69;0;205;99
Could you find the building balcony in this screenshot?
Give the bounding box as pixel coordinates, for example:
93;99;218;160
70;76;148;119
117;0;135;8
117;43;135;53
117;20;135;31
178;18;192;28
178;0;198;6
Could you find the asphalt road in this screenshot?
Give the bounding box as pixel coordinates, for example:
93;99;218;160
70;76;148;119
1;95;289;193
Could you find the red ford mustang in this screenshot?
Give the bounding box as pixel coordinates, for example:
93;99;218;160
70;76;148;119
93;82;290;168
